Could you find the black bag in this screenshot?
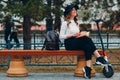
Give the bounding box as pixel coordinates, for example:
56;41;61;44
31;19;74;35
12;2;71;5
42;30;61;50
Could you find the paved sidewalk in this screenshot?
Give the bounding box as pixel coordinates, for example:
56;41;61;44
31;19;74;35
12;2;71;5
0;73;119;80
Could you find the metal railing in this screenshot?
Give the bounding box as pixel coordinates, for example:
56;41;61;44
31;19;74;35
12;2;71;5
0;33;120;49
0;32;120;67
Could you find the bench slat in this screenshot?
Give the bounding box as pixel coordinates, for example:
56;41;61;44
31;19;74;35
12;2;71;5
0;50;85;56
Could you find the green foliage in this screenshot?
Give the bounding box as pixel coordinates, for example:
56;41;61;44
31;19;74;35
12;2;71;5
21;0;45;20
0;3;3;9
1;0;46;21
52;6;63;17
0;13;3;17
0;13;3;23
78;9;90;21
0;0;65;22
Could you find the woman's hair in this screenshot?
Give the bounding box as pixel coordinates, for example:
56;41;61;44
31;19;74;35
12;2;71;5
64;11;78;27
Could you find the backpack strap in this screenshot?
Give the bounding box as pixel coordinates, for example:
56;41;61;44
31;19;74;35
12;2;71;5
59;39;63;47
41;38;47;50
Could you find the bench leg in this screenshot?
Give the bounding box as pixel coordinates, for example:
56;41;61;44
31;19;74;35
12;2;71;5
74;56;96;77
6;56;28;77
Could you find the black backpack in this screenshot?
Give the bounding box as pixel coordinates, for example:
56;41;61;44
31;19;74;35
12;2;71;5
42;30;61;50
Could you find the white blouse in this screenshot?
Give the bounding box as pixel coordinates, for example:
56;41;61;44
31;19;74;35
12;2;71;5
59;20;80;39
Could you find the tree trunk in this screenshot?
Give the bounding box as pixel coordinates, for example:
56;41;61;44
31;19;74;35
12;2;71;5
46;0;53;31
23;15;31;50
54;16;61;31
53;0;62;31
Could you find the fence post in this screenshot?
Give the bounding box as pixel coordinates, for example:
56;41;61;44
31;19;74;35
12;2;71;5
7;37;11;68
106;32;109;49
33;32;36;50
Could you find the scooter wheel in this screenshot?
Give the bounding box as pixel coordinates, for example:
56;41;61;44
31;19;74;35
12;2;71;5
102;65;114;78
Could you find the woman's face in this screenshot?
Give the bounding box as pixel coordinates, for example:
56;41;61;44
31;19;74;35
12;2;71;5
70;8;77;18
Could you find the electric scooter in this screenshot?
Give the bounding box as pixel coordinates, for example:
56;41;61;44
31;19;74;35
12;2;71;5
93;19;114;78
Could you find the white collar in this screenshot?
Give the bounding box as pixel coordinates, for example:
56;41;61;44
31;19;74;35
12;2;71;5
70;20;75;23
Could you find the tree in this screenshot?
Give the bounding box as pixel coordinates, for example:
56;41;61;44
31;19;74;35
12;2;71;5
0;0;45;49
0;0;66;49
77;0;119;30
53;0;64;31
44;0;65;31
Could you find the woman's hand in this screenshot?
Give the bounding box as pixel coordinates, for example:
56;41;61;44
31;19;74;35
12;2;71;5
66;33;80;39
73;33;80;37
75;31;90;38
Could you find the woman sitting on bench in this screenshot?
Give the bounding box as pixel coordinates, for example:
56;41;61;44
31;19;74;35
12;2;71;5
59;4;108;79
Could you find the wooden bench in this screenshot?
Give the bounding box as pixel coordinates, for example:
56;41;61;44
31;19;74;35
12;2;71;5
0;50;98;77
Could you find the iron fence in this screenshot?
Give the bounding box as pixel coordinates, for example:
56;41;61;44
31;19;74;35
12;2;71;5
0;32;120;67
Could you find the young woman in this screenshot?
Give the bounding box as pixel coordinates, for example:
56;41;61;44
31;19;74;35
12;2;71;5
59;4;108;79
